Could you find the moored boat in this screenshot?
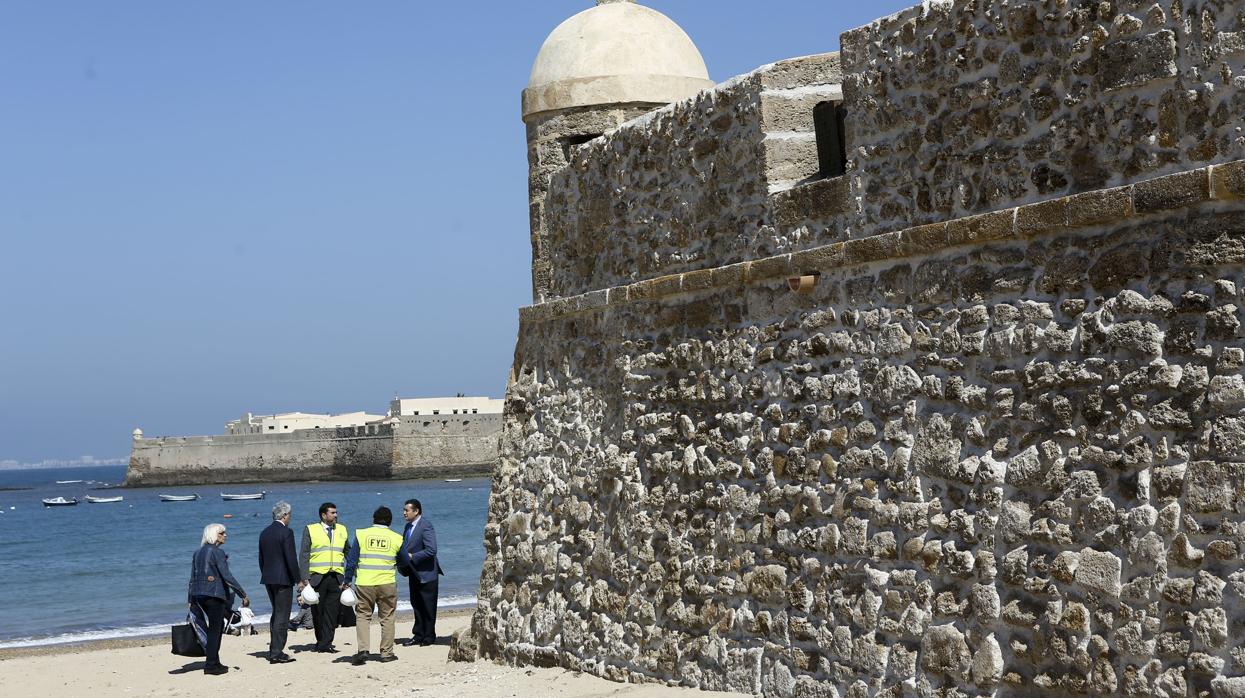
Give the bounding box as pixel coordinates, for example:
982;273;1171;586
85;495;124;504
159;494;200;502
42;497;78;507
55;480;83;484
444;478;462;482
220;492;265;501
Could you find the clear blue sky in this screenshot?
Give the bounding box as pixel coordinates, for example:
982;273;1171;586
0;1;914;464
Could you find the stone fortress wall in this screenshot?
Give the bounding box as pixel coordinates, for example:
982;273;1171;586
459;1;1245;696
125;414;502;486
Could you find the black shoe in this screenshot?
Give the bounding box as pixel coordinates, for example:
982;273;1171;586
268;655;295;664
278;653;294;661
204;665;229;675
401;638;418;647
350;652;367;666
419;641;433;647
316;645;339;654
377;654;398;663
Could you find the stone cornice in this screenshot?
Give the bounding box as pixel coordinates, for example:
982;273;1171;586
519;159;1245;325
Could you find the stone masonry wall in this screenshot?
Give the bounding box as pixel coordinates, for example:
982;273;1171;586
840;0;1245;236
463;162;1245;696
542;53;843;300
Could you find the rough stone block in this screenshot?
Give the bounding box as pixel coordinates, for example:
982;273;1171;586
518;305;541;324
746;254;792;281
1212;161;1245;200
1075;548;1122;598
1067;187;1133;227
1186;461;1235;513
1217;31;1245;55
649;274;683;299
680;269;714;293
761;90;836;133
711;263;748;287
899;222;948;255
773;176;851;229
758;52;841;90
1098;30;1177;90
628;278;662;301
580;289;608;311
1134;169;1211;214
842;232;901;265
921;624;971;677
1016;198;1067;237
764;135;821;184
946;209;1014;247
790;244;844;273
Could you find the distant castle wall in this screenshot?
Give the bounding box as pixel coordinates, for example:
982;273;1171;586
125;416;501;486
393;413;504;478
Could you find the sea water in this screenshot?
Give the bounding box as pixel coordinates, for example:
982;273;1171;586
0;466;490;647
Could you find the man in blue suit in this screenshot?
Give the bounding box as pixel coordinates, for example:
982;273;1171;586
398;498;444;646
258;500;299;664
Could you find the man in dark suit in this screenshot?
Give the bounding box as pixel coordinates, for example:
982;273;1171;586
398;498;444;646
258;500;299;664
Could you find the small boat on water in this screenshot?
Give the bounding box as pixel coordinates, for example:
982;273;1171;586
220;492;265;501
55;480;83;484
42;497;78;507
159;494;200;502
444;478;462;483
85;495;124;504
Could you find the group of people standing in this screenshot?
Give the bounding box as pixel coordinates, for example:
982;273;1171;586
187;498;443;674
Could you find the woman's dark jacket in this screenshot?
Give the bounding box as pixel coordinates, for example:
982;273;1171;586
188;543;247;604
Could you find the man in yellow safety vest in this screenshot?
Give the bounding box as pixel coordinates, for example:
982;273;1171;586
298;501;351;653
343;506;405;665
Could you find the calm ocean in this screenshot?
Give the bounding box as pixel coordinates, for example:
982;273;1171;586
0;465;490;648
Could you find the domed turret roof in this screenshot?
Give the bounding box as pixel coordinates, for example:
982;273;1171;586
522;0;715;121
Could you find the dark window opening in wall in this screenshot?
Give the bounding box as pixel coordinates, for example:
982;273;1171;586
314;426;320;429
561;133;601;161
433;410;440;415
423;421;430;427
413;411;419;415
268;426;275;431
813;101;847;178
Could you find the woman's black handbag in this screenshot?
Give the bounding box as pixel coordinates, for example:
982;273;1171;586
171;622;205;657
337;604;357;628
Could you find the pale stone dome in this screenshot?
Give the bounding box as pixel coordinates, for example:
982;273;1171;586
522;0;714;120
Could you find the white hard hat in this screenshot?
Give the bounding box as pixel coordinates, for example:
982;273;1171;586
339;587;357;606
300;585;320;605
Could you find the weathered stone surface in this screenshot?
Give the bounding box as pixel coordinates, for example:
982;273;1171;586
487;1;1245;695
1075;549;1122;598
1098;30;1178;91
921;624;971;677
1134;170;1212;214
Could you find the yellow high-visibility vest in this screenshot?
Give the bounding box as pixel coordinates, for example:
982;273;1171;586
307;523;348;575
354;525;403;586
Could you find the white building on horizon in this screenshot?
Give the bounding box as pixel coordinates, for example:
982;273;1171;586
389;396;503;417
225;410;386;435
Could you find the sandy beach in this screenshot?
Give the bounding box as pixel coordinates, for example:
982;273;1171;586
0;608;750;697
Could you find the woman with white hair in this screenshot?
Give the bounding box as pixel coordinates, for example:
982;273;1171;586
188;522;248;675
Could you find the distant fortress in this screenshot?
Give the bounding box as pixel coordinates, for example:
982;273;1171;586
124;396;503;487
